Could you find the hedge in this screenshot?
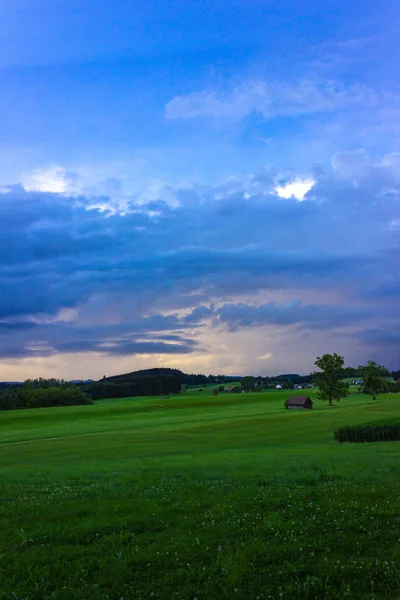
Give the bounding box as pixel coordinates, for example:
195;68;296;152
334;420;400;443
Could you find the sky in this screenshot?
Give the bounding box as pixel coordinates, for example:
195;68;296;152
0;0;399;380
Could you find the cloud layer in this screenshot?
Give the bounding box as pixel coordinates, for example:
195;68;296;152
0;150;399;374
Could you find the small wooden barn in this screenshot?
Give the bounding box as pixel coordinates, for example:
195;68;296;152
285;395;313;410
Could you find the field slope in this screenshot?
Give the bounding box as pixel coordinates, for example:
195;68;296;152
0;390;399;600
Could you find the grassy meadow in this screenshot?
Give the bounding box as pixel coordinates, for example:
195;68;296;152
0;389;399;600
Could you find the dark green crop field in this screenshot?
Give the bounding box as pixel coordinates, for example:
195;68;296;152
1;390;399;600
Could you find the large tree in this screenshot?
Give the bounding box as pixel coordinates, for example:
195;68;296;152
312;353;349;406
358;361;388;400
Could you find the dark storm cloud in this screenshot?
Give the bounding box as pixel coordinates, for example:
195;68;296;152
184;305;215;323
0;150;399;359
215;300;377;331
357;328;400;346
0;321;37;331
0;191;379;320
53;339;198;356
351;327;400;368
0;318;200;359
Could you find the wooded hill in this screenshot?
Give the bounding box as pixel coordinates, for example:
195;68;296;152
83;368;182;399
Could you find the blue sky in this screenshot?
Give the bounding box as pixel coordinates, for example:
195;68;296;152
0;0;399;379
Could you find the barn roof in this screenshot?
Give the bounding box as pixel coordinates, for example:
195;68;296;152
286;395;313;405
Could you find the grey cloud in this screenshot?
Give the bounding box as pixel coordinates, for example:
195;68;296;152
0;321;37;331
360;280;400;299
0;190;376;321
184;305;214;323
215;300;377;332
0;151;399;360
0;318;201;359
53;339;198;356
357;328;400;346
352;328;400;367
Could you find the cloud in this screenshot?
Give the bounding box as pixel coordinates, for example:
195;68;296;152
331;150;400;190
0;322;37;331
257;352;273;361
215;300;377;332
275;179;315;200
0;151;399;366
357;328;400;347
184;305;214;323
351;327;400;367
21;166;82;194
54;339;198;356
165;79;377;122
0;183;374;322
0;318;201;359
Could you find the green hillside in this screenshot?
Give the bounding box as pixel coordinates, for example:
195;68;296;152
1;389;399;599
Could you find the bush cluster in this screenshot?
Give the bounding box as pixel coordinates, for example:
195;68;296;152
334;420;400;443
232;386;243;394
0;383;91;411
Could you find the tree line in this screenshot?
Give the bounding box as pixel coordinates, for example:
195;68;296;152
0;379;91;411
0;372;182;410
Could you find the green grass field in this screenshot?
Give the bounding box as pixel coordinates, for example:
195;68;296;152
1;390;399;600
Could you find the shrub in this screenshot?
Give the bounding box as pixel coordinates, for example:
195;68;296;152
334;420;400;443
232;386;243;394
385;381;399;393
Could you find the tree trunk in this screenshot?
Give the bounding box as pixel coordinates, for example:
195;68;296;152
329;398;333;406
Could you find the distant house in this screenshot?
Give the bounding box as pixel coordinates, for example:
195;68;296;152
285;395;313;410
294;384;302;389
275;384;282;389
225;385;233;392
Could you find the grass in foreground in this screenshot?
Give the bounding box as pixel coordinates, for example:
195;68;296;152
0;390;399;600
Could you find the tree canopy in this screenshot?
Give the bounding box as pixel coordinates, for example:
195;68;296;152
358;361;388;400
312;353;349;406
